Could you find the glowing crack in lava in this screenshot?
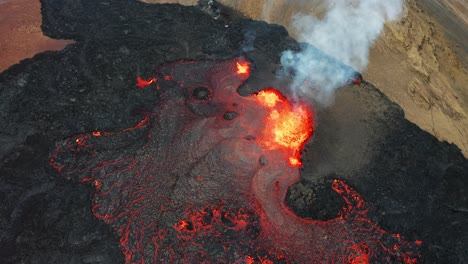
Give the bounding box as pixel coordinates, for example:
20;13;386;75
50;57;420;263
136;76;157;88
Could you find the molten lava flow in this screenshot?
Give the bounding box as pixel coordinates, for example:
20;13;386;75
255;89;313;167
236;61;250;75
51;57;421;263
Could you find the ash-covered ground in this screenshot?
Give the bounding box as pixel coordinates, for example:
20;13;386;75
0;0;467;263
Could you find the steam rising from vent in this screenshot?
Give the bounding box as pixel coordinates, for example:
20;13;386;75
281;0;403;104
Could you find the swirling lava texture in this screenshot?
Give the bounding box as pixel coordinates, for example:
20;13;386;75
51;57;420;263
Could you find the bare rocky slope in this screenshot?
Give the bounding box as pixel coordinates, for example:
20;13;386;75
366;0;468;158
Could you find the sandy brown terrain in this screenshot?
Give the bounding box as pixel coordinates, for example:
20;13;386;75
1;0;467;157
366;0;468;157
0;0;74;72
417;0;468;66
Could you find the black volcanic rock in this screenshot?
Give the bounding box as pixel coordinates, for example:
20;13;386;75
0;0;466;263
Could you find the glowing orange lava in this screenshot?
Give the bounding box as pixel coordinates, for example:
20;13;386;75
256;89;283;108
136;77;157;88
289;157;301;166
255;89;313;167
236;61;250;75
174;220;191;232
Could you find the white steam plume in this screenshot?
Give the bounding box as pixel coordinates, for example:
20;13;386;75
281;0;403;105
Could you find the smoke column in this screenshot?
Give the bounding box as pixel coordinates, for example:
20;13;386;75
281;0;403;104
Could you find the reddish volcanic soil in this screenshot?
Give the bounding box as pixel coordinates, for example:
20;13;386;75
0;0;72;72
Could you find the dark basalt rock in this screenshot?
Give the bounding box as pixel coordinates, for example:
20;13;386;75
193;87;213;101
0;0;466;263
223;111;239;120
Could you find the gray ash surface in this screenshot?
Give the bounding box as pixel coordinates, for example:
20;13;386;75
0;0;467;263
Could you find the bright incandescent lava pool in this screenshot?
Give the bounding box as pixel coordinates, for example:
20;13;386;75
50;57;420;263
